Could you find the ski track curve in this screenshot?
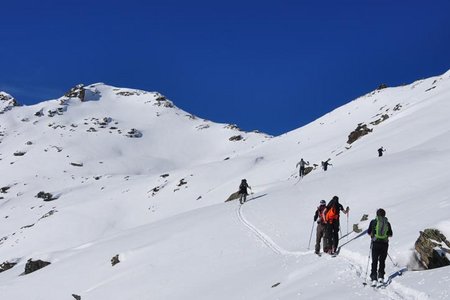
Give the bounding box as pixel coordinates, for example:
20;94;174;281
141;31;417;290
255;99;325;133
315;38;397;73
236;203;308;257
236;201;426;300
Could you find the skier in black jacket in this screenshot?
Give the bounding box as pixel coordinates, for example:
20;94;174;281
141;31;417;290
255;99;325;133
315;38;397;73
238;179;251;204
322;159;332;171
324;196;349;254
367;208;393;286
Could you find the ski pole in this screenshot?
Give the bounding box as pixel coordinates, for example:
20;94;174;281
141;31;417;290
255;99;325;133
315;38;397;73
363;242;372;286
307;220;315;250
346;210;349;242
387;252;399;267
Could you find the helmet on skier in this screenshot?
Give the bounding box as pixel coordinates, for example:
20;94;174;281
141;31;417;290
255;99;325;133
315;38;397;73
319;200;326;205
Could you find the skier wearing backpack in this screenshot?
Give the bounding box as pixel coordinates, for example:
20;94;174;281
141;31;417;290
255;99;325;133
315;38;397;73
367;208;393;287
238;179;251;204
324;196;349;254
313;200;327;255
296;158;309;178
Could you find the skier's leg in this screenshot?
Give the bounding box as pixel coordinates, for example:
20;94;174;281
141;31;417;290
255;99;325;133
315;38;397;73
332;222;339;252
324;224;332;253
378;244;388;279
370;243;381;280
314;224;322;253
319;224;327;252
370;256;378;280
325;224;333;253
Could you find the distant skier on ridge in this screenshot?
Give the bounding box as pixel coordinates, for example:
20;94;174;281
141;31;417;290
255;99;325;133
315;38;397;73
367;208;393;287
238;179;251;204
296;158;309;178
378;147;386;157
321;159;332;171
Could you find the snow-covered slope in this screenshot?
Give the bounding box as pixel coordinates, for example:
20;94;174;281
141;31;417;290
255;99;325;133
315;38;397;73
1;71;450;300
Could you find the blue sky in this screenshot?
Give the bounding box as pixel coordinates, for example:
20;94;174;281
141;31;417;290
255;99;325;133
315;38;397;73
1;0;449;135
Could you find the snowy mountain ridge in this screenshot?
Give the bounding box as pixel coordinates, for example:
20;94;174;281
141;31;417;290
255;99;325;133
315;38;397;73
1;70;450;300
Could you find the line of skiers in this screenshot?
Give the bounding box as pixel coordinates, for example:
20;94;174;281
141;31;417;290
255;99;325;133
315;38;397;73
313;198;393;286
297;147;386;178
296;158;332;178
238;148;392;285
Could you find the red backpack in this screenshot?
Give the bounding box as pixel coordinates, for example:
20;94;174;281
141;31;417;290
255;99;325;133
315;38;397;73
325;206;338;223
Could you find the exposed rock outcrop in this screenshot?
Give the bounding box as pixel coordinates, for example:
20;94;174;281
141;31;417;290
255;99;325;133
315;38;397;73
39;209;57;220
0;261;17;273
111;254;120;266
36;191;58;201
34;108;44;117
304;166;314;176
65;84;86;101
414;229;450;269
347;123;373;144
13;151;27;156
352;224;362;233
229;135;243;141
224;124;240;131
370;114;389;126
0;91;19;113
225;191;240;202
0;186;10;193
377;83;388;90
24;259;51;274
154;93;174;108
126;128;143;138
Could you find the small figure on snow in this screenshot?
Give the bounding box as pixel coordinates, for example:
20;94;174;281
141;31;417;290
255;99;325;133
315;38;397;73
324;196;349;254
313;200;327;255
378;147;386;157
296;158;310;178
367;208;393;287
238;179;251;204
321;159;332;171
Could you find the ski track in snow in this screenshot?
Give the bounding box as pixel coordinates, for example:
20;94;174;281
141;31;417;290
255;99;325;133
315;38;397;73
236;202;308;257
237;201;426;300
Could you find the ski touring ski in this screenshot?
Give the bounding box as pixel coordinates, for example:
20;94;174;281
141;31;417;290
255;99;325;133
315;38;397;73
363;267;409;288
339;230;354;240
336;229;368;254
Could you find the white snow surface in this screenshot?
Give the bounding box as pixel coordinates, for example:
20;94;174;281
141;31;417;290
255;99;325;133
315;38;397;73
1;72;450;299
